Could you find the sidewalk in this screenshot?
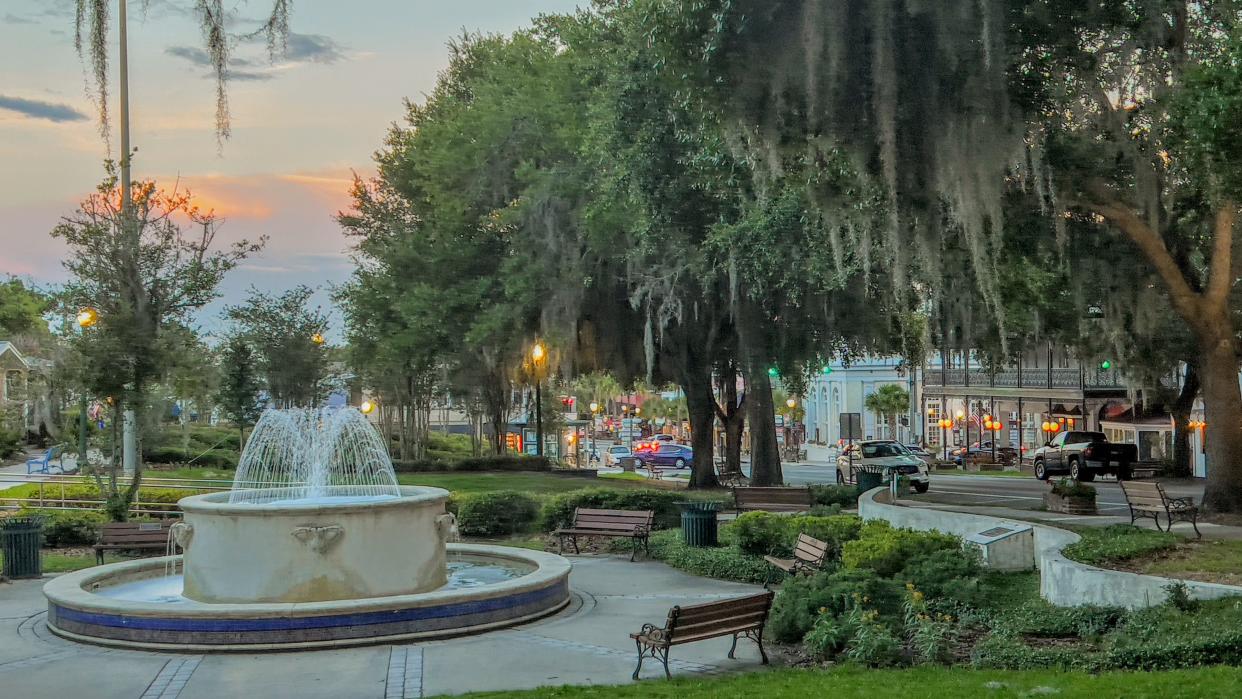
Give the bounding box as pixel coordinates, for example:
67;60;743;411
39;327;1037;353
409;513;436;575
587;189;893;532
0;555;768;698
895;496;1242;541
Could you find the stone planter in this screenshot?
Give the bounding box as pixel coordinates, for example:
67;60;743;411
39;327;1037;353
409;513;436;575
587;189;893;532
1045;491;1097;515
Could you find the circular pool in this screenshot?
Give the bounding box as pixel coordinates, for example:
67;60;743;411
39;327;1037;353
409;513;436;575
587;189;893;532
44;544;572;651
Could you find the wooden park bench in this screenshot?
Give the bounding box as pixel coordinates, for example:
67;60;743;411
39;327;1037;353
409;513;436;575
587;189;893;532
733;486;814;514
1120;481;1201;538
629;591;774;679
554;508;654;561
94;521;177;564
763;533;830;583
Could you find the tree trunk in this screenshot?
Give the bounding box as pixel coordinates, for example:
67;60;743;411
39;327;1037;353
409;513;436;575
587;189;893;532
1200;336;1242;512
744;363;783;486
1170;362;1200;477
682;365;718;489
714;363;746;475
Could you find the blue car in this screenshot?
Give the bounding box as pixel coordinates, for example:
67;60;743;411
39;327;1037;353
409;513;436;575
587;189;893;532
635;443;693;469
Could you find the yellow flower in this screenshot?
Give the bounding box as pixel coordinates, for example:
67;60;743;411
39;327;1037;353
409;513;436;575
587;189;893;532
906;582;916;591
818;607;828;615
912;591;925;602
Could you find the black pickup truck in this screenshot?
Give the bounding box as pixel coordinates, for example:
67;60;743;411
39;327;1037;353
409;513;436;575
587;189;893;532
1032;430;1139;482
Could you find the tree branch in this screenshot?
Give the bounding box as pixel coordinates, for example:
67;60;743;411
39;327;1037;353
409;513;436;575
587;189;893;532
1085;196;1204;329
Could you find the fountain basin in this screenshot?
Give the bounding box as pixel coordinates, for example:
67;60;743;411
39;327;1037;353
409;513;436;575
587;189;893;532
44;544;572;651
178;486;451;603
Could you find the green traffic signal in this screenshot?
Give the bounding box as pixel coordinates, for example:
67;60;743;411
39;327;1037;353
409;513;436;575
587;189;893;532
822;365;832;374
767;367;778;377
1100;360;1112;370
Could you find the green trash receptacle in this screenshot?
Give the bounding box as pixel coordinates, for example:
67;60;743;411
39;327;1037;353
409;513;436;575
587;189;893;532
678;501;722;547
855;467;884;496
1;515;44;579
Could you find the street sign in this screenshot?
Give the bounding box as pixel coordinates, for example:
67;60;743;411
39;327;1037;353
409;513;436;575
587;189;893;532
840;413;862;441
775;414;785;428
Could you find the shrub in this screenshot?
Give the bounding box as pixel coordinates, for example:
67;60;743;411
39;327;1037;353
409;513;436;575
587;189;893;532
20;508;106;547
992;599;1127;639
391;455;553;473
0;428;22;459
841;521;961;577
844;608;904;667
732;511;862;557
733;511;793;555
639;529;771;584
971;632;1099;670
1062;524;1179;566
454;491;540;536
897;547;982;604
811;484;859;508
538;488;700;531
767;567;904;643
1049;477;1096;499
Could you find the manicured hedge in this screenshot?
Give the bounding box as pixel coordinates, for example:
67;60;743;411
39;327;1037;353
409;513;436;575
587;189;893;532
392;455;554;473
811;484;860;508
454;491;541;536
19;508;106;547
538;488;719;531
144;445;239;468
731;511;863;557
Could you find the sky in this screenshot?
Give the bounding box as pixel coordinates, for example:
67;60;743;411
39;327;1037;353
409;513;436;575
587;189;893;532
0;0;581;339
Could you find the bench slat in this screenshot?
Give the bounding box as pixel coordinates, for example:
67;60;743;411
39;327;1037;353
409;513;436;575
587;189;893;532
673;614;768;640
671;594;773;624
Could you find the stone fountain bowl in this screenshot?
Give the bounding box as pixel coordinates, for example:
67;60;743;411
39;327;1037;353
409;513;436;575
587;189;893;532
43;543;572;651
178;486;453;604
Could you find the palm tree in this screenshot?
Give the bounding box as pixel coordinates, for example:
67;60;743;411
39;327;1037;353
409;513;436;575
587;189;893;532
571;371;622;414
865;384;910;441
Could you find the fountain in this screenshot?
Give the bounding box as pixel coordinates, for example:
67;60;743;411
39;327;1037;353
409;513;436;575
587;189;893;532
43;407;572;650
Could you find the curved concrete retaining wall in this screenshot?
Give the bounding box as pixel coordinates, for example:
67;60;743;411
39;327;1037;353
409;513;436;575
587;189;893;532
858;487;1242;609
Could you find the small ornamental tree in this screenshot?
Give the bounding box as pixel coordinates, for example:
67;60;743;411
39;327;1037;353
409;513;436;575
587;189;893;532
217;335;265;448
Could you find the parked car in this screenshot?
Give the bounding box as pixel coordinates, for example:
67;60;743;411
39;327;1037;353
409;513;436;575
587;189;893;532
901;444;936;466
634;443;693;469
952;442;1018;466
604;444;632;466
1032;430;1138;481
836;440;931;493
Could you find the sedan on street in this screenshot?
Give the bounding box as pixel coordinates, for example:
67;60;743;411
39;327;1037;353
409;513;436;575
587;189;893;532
634;443;693;469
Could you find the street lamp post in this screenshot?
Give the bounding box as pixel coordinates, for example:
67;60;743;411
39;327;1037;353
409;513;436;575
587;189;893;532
531;342;546;457
589;401;600;465
75;307;100;463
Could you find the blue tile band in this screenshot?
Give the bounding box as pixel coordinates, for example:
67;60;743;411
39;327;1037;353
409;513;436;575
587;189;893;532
49;578;568;645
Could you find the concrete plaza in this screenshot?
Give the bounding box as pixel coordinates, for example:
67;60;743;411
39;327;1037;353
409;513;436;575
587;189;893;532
0;555;769;698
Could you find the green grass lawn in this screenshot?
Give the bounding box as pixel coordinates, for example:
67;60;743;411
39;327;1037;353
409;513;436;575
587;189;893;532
0;550;129;574
1136;538;1242;586
437;667;1242;698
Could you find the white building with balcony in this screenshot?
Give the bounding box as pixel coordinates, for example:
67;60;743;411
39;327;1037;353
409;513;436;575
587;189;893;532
802;356;917;445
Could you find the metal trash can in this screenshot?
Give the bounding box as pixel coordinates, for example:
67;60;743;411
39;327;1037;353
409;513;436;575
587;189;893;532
1;516;45;579
855;466;884;496
677;501;722;547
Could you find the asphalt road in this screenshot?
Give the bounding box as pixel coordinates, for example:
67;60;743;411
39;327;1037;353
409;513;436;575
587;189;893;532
773;461;1204;516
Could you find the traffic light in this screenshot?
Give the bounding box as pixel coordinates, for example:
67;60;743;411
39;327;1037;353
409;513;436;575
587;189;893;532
767;367;779;377
821;365;833;374
1100;360;1112;370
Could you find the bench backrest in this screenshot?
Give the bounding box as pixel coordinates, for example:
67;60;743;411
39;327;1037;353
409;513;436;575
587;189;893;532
793;533;830;566
733;486;813;505
666;591;774;643
572;508;654;533
99;521;175;545
1120;481;1169;508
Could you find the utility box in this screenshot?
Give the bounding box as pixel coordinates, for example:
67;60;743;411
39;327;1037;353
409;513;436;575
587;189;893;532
964;524;1035;571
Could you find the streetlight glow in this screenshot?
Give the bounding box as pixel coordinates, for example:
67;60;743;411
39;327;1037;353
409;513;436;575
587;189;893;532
311;332;325;346
76;307;100;328
359;400;376;415
786;397;797;409
589;401;599;413
531;342;545;362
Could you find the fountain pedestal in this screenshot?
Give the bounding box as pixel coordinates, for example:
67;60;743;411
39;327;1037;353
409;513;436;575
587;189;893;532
179;487;451;603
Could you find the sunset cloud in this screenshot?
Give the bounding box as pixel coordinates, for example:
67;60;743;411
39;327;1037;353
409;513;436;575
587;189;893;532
0;94;87;122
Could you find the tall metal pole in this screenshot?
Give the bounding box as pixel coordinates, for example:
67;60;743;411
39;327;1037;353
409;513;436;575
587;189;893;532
118;0;138;473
